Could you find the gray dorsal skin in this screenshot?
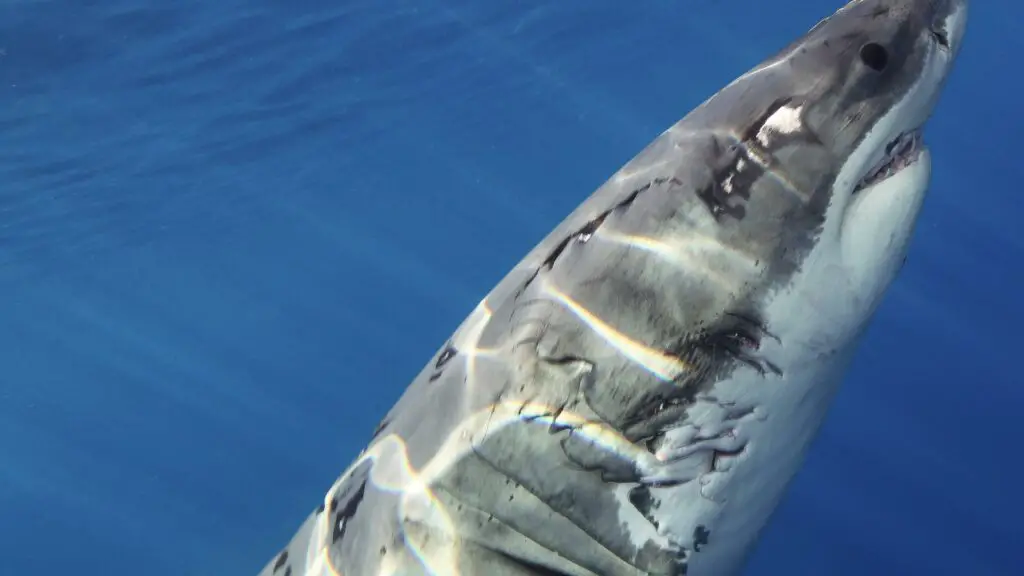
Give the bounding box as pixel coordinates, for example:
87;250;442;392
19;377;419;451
258;1;968;575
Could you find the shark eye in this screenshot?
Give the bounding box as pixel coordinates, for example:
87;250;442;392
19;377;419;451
859;42;889;71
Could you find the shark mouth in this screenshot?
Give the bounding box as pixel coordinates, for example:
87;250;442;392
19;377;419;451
853;129;924;193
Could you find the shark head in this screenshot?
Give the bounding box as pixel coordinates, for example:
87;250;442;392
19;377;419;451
792;0;968;327
676;0;970;354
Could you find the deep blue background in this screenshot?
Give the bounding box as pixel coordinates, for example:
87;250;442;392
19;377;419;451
1;1;1020;574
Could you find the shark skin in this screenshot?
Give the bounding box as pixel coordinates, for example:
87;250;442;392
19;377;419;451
257;1;968;575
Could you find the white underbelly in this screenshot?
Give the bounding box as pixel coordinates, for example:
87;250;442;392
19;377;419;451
635;336;857;575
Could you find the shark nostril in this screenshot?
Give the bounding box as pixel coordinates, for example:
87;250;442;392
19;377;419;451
859;42;889;71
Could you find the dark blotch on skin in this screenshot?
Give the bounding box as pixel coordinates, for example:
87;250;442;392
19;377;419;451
369;414;392;440
695;312;782;377
330;462;372;543
635;540;689;576
694;140;750;222
693;525;710;552
628;485;660;530
429;344;459;382
272;550;288;573
518;177;680;294
435;344;458;369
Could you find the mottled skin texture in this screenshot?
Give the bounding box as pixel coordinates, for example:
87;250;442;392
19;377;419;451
258;1;967;575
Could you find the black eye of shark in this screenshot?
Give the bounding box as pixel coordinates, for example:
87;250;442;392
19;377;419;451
859;42;889;71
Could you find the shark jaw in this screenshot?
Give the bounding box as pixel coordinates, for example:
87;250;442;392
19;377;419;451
853;129;924;194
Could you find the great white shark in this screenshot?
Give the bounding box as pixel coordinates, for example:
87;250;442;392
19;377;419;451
257;1;968;574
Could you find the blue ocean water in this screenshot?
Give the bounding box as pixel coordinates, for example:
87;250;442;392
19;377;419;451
1;0;1020;574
